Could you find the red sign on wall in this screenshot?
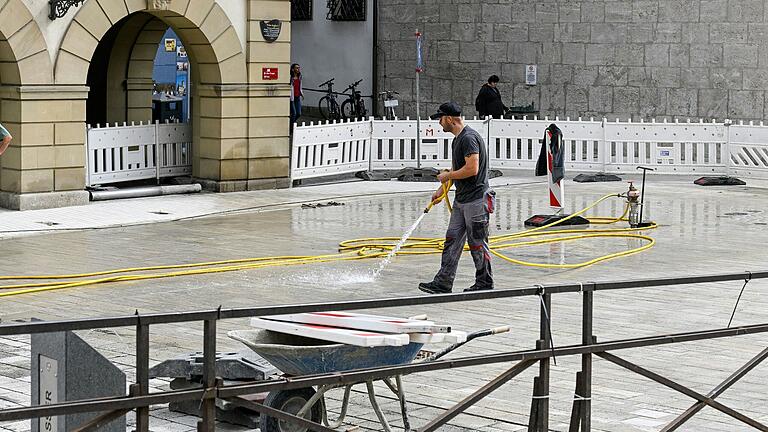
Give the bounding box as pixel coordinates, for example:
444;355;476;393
262;67;278;80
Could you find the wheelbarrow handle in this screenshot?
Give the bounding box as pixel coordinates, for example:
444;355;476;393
423;326;510;362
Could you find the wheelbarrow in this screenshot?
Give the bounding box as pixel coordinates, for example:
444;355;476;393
229;325;509;432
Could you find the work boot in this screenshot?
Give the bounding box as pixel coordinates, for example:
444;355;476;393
464;284;493;292
418;281;451;294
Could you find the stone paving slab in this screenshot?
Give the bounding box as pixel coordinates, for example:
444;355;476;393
2;176;768;431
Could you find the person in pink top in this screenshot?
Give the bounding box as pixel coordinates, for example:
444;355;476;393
290;63;304;125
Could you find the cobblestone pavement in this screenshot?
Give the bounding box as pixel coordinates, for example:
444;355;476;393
1;177;768;431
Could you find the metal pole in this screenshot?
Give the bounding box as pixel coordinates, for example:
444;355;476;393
198;319;217;432
155;120;161;185
135;321;150;432
415;29;422;169
538;293;551;431
581;290;593;431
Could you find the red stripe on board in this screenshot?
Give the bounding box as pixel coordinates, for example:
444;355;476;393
549;190;561;207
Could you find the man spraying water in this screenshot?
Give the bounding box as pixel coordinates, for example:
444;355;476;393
419;102;495;294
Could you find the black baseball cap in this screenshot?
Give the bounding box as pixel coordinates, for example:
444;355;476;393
430;101;462;120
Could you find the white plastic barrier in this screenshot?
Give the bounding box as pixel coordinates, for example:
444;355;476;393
291;119;372;180
292;117;740;181
370;118;488;170
87;121;191;187
729;121;768;180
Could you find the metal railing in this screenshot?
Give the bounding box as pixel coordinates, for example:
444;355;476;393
1;270;768;431
86;121;192;187
292;116;768;182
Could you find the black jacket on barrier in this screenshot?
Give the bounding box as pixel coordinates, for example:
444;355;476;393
475;84;506;119
535;123;565;183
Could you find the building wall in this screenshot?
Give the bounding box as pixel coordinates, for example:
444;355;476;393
292;0;374;117
0;0;291;210
378;0;768;122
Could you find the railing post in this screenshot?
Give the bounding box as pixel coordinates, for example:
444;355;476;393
725;120;732;174
601;118;607;173
581;289;593;431
135;318;150;432
85;125;91;188
537;292;551;431
154;120;161;185
198;318;217;432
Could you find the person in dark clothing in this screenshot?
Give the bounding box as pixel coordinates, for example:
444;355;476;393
419;101;495;294
475;75;507;119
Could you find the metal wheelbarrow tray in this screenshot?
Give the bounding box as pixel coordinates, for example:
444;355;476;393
229;326;509;432
229;329;423;376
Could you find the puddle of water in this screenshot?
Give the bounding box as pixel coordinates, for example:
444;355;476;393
284;268;376;287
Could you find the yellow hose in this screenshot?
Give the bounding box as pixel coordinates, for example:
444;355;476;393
424;180;453;213
0;192;656;298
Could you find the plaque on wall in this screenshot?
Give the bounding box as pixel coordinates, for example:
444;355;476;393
260;20;282;43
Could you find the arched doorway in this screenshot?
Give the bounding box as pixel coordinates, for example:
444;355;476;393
56;0;249;187
0;0;54;208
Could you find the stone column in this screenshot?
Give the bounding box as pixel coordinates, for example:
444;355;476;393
246;0;291;190
0;86;89;210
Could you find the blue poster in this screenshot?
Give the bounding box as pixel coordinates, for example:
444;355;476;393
416;33;423;72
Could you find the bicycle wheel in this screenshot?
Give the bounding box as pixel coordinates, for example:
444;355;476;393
318;96;333;120
341;99;355;119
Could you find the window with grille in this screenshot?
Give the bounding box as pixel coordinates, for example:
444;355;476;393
292;0;313;21
326;0;366;21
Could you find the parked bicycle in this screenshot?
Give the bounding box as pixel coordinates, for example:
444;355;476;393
318;78;342;121
340;79;367;120
379;90;399;120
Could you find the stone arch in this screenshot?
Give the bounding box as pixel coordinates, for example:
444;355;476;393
54;0;247;86
54;0;250;183
0;0;52;85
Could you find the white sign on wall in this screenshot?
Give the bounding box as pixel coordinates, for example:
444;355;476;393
526;64;537;85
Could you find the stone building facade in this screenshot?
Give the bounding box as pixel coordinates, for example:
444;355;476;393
0;0;291;210
378;0;768;122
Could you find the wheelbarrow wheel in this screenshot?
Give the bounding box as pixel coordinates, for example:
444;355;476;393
260;387;323;432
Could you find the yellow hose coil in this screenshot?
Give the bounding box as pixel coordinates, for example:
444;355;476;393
0;193;655;298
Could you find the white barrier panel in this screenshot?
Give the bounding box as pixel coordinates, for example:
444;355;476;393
729;121;768;180
604;119;726;174
371;119;489;170
87;121;192;186
291;119;372;180
292;117;739;181
490;117;604;172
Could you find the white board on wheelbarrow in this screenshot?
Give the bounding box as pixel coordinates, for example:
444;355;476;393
263;311;451;334
250;318;411;347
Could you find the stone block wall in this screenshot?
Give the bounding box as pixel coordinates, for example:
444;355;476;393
378;0;768;122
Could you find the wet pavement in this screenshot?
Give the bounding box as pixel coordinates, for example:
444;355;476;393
1;176;768;431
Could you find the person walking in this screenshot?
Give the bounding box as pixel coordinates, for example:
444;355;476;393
475;75;507;119
419;101;495;294
290;63;304;125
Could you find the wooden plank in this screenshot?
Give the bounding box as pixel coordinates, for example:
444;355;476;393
250;318;410;347
409;331;467;344
264;311;450;334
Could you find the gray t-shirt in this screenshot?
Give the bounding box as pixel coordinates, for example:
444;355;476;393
451;126;489;203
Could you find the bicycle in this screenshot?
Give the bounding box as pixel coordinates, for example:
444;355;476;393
379;90;399;120
340;79;367;120
318;78;342;121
